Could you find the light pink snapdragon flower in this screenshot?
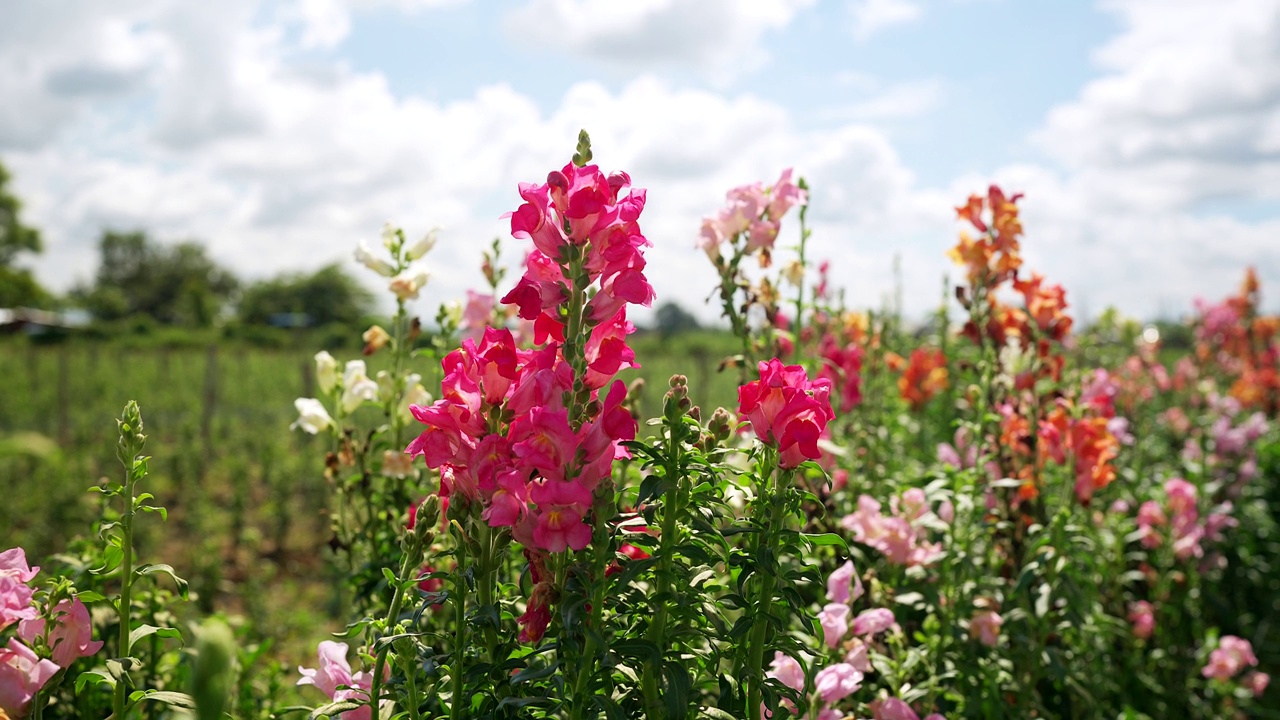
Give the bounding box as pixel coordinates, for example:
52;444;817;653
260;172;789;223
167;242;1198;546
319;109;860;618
826;559;863;606
0;638;59;717
1202;635;1258;681
767;650;805;693
818;603;851;649
969;609;1003;647
18;597;102;667
852;607;895;636
297;641;375;720
0;548;39;631
814;662;862;703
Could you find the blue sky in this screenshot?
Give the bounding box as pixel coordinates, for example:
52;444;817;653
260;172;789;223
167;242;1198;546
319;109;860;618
2;0;1278;321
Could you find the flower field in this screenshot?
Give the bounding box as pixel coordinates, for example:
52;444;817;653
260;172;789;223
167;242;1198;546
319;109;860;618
2;133;1279;719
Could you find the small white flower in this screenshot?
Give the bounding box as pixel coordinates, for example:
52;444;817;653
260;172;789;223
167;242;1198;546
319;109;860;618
376;370;397;403
315;351;339;393
291;398;334;434
341;360;380;413
404;227;440;261
389;264;430;300
355;241;395;277
401;377;431;424
381;222;400;251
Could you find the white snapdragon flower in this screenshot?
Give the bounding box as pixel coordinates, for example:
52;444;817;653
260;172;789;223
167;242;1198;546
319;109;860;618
404;227;440;261
355;241;395;277
389;264;430;301
381;222;399;251
291;398;334;434
315;351;339;393
341;360;380;413
401;375;431;424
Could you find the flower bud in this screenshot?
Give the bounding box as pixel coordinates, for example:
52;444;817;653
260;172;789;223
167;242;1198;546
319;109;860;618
314;351;339;393
414;496;441;542
405;227;440;261
362;325;392;355
117;400;147;462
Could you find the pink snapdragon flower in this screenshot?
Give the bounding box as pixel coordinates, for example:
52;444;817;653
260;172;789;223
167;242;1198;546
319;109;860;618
841;494;944;567
17;597;102;667
738;358;834;468
852;608;896;636
870;698;920;720
814;662;863;703
826;560;864;605
844;639;872;672
818;603;851;649
969;609;1003;647
297;641;376;720
0;548;39;631
1202;635;1258;681
1245;671;1270;697
1128;601;1155;640
767;651;805;693
0;639;59;717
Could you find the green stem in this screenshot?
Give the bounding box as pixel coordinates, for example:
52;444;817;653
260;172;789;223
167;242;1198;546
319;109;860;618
449;534;469;720
642;420;685;716
371;536;419;717
745;465;787;720
113;470;136;720
792;212;810;363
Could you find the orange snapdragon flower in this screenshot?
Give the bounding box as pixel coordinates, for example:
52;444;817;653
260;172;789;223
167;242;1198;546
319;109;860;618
898;348;949;410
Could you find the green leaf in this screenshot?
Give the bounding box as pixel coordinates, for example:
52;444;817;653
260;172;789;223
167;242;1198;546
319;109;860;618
799;532;849;551
134;563;190;599
309;700;366;719
75;668;116;694
132;690;197;710
129;624;184;649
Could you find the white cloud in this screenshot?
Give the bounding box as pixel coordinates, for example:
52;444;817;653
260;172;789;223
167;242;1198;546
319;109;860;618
504;0;815;83
1035;0;1280;207
848;0;923;42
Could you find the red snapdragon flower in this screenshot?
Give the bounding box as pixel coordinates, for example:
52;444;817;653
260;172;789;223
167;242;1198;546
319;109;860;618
738;358;834;468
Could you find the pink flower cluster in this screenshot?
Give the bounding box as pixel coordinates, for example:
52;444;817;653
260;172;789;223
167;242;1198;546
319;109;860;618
738;358;834;468
297;641;378;720
1201;635;1266;697
407;329;638;553
698;168;806;257
1137;478;1235;562
1;548;101;717
501;161;653;324
841;490;948;567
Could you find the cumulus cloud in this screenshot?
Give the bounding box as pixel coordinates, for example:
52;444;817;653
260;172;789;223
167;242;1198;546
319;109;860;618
1035;0;1280;208
848;0;923;41
504;0;816;83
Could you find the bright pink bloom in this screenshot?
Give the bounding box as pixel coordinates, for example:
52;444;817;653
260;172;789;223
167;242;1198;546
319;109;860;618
969;609;1003;647
528;479;593;552
826;560;863;605
852;607;895;636
738;359;833;468
767;651;805;693
814;662;862;703
1128;601;1155;640
18;597;102;667
818;603;850;649
1203;635;1258;680
0;639;59;717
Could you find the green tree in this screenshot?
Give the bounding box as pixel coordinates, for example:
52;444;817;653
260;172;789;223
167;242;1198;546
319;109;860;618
654;300;701;337
0;161;50;307
76;230;239;326
237;263;374;328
